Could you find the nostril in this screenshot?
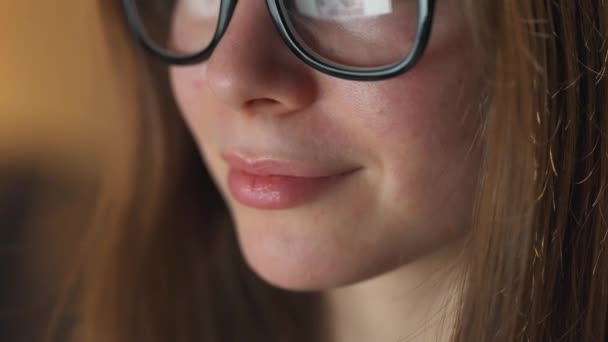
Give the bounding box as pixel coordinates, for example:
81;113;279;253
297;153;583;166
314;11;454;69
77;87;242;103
245;98;279;106
244;98;284;112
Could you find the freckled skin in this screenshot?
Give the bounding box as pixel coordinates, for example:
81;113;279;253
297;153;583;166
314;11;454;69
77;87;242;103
169;0;484;290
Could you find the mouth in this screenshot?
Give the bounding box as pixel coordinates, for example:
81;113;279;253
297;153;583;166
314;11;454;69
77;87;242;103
222;152;361;210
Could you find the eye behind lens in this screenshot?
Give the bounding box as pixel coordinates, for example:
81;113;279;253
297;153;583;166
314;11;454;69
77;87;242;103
131;0;221;57
280;0;421;69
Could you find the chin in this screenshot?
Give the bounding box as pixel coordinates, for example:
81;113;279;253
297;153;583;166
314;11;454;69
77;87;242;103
232;217;414;291
241;249;388;292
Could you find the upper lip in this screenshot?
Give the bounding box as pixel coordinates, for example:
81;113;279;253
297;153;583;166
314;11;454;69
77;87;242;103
221;152;359;178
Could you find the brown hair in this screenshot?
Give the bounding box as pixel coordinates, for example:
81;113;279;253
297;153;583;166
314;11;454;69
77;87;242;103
50;0;608;341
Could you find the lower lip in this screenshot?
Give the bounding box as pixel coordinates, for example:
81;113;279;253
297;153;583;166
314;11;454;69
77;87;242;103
227;168;355;210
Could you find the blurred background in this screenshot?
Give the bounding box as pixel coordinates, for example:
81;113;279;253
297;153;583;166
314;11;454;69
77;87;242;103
1;1;113;340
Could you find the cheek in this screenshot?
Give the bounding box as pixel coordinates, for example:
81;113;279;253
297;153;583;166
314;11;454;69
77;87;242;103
169;64;209;125
342;62;481;166
389;79;482;230
332;34;484;226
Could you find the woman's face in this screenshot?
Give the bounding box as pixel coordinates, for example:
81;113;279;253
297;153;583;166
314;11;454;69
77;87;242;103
169;0;484;290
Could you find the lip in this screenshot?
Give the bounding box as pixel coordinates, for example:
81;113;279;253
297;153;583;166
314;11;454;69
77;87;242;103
221;152;360;209
221;152;352;178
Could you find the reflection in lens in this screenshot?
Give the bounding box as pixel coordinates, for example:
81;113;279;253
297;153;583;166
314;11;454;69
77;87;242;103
282;0;420;68
132;0;221;56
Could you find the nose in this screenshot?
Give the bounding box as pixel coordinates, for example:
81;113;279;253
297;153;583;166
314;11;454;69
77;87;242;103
204;1;318;116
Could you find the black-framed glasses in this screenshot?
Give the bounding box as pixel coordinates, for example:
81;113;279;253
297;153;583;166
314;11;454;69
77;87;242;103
122;0;436;81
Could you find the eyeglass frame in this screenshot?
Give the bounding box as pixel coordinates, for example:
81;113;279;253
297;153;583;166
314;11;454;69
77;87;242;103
122;0;437;81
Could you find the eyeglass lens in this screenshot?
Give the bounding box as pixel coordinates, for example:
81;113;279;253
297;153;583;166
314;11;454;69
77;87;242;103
131;0;420;68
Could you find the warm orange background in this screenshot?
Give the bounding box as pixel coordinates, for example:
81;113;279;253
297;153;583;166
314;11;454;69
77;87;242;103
0;0;111;170
1;2;115;292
